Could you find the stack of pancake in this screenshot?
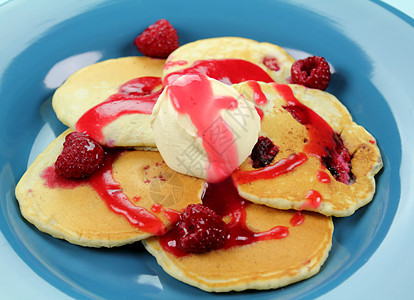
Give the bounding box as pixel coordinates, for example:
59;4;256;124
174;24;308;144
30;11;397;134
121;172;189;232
15;37;382;292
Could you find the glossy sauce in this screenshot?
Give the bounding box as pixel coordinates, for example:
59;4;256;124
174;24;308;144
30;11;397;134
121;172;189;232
163;59;275;86
301;190;322;209
232;152;308;185
317;170;331;183
43;149;168;236
290;211;305;226
76;77;162;145
159;177;289;257
247;80;268;105
88;150;167;235
244;82;352;184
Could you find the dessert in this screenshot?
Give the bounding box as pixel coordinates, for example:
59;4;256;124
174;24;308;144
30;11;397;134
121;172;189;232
15;130;205;247
14;19;383;294
231;82;383;217
52;56;164;148
151;74;261;183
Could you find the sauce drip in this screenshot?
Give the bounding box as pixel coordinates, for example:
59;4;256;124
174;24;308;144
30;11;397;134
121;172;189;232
301;190;322;209
290;211;305;226
247;80;268;105
163;59;275;86
232;152;308;184
273;83;353;183
76;77;162;145
167;74;240;183
159;177;289;257
317;170;331;183
88;150;167;235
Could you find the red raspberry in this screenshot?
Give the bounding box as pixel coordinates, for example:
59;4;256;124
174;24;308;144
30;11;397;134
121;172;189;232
134;19;179;58
55;132;105;179
263;56;280;71
251;136;279;168
291;56;331;90
175;204;228;253
322;143;354;185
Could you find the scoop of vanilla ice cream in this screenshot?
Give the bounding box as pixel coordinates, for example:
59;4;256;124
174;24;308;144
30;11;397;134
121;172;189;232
150;74;260;183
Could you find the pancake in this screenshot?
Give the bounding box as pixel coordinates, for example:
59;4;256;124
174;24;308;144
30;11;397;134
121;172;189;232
231;82;383;217
143;203;333;292
162;37;295;84
15;130;205;247
52;56;165;148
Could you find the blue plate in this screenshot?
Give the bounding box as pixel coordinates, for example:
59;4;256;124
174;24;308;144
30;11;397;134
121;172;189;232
1;0;413;299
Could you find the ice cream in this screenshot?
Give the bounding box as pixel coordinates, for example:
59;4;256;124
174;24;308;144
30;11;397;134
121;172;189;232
151;74;260;183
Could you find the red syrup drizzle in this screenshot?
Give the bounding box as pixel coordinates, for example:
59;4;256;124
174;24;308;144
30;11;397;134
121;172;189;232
232;152;308;185
290;211;305;226
273;83;353;184
167;74;240;183
76;77;162;145
163;59;275;86
317;170;331;183
159;177;289;257
87;149;168;236
247;80;268;105
41;149;168;235
301;190;322;209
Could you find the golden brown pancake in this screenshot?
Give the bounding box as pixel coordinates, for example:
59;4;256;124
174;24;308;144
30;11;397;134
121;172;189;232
15;130;205;247
162;37;295;84
231;82;383;217
143;204;333;292
52;56;165;148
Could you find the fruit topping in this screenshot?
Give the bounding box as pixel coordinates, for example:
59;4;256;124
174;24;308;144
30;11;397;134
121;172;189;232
175;204;228;253
250;136;279;168
55;132;105;179
263;56;280;71
322;141;355;184
322;135;354;184
134;19;179;58
291;56;331;90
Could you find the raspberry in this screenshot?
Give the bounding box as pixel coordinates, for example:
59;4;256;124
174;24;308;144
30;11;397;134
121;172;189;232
251;136;279;168
263;56;280;71
55;132;105;179
322;135;354;184
175;204;228;253
134;19;179;58
291;56;331;90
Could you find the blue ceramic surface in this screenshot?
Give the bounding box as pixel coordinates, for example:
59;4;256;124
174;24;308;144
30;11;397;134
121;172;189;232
0;0;413;299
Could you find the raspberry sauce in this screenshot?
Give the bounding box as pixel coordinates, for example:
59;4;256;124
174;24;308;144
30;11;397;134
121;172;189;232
274;84;353;184
167;74;240;183
159;177;289;257
290;211;305;226
88;150;167;235
247;80;268;105
244;82;353;184
76;77;162;145
301;190;322;209
317;170;331;183
232;152;308;184
163;59;275;86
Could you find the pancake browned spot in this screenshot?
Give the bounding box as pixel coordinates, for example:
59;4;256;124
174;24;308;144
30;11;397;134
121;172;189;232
231;82;383;217
15;130;205;247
